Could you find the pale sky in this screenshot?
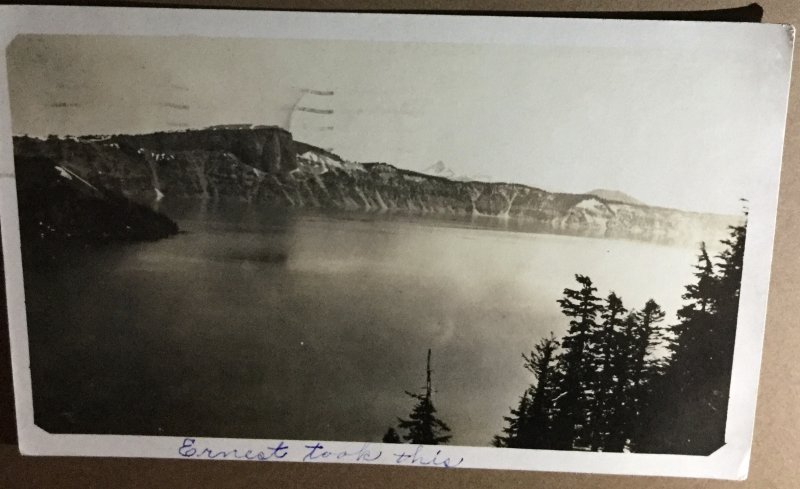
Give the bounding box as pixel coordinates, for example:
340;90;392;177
6;34;789;214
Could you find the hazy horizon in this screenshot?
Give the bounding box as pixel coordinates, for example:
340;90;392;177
7;34;788;215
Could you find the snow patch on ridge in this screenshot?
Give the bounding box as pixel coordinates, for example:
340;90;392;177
575;198;606;211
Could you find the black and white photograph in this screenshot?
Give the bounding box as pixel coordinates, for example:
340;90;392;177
0;6;793;479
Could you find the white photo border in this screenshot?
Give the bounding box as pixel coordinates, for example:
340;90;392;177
0;5;794;480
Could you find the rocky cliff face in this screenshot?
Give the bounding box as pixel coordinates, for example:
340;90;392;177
14;154;179;266
13;126;740;247
13;125;295;201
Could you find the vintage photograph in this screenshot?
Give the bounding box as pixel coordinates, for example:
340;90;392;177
0;7;792;477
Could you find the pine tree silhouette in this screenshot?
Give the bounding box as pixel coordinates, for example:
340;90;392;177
397;349;452;445
587;292;627;451
493;387;534;448
625;299;667;452
604;313;640;452
494;333;559;448
521;333;560;448
551;275;604;450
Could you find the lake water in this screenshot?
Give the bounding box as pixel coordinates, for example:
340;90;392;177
24;203;702;446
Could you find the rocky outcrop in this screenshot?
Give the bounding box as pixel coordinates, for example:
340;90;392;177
13;127;740;247
14;155;179;265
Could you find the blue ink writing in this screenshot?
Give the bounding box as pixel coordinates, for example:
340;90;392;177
303;442;382;463
393;445;464;468
176;438;463;468
178;438;289;461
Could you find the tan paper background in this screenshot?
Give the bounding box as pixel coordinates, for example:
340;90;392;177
1;1;798;487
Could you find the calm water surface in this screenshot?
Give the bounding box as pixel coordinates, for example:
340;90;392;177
26;203;700;446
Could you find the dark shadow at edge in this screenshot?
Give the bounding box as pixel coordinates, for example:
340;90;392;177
0;227;18;445
0;2;765;22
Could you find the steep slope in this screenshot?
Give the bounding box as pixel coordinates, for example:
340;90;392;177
14;155;179;265
13;127;740;247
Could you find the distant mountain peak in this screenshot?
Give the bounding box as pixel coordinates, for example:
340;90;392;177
588;189;645;206
424;160;456;179
423;161;493;183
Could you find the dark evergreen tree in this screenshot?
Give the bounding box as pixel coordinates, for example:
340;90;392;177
550;275;604;450
604;312;639;452
494;334;559;448
593;298;667;452
397;349;452;445
521;333;560;448
625;299;667;451
670;242;719;361
587;292;627;451
382;427;401;444
493;387;534;448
